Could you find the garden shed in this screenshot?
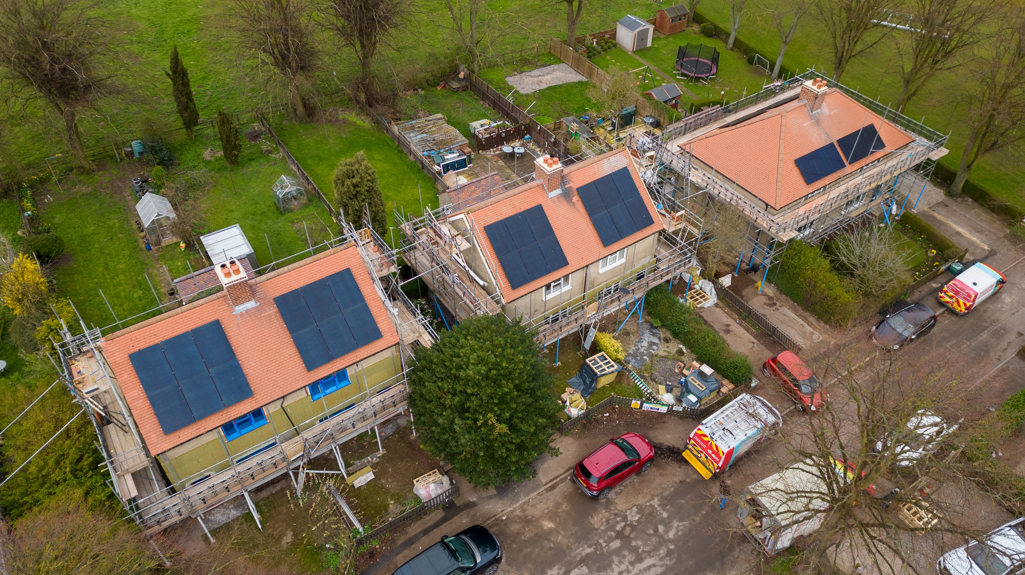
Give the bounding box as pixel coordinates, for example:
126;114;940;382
617;15;653;53
135;193;177;247
655;5;689;35
200;224;257;269
272;174;308;213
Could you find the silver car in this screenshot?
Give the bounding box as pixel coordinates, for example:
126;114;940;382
937;517;1025;574
873;410;959;467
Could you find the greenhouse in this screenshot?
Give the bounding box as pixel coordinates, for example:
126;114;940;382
273;174;307;213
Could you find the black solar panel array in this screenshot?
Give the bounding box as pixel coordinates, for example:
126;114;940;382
836;124;886;164
129;321;253;434
794;143;847;185
484;205;569;290
577;167;655;247
274;268;383;372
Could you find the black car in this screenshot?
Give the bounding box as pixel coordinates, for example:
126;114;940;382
394;525;501;575
871;303;937;349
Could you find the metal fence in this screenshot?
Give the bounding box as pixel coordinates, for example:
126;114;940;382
352;482;459;548
717;286;802;351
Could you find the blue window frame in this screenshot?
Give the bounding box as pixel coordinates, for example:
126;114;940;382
308;369;351;401
221;408;267;441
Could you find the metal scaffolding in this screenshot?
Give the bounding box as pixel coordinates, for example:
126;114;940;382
54;228;435;536
396;153;704;348
627;71;948;284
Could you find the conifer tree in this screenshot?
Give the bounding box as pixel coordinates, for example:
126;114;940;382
166;46;199;138
332;151;386;235
216;110;242;166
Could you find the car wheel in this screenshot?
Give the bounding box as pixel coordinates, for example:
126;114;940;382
483;565;500;575
598;488;609;500
641;461;652;473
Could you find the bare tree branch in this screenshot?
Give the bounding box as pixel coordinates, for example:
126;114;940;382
321;0;405;108
815;0;894;80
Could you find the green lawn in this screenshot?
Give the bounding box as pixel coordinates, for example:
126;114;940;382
41;176;165;328
273;115;440;234
479;54;602;125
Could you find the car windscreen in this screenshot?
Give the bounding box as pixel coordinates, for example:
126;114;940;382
577;461;599;483
885;314;916;338
613;437;640;460
966;541;1011;575
797;374;821;395
443;536;476;568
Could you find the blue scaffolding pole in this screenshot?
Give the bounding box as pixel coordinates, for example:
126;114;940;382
734;250;745;275
682;275;692;303
434;295;450;331
616;295;646;334
911;181;928;212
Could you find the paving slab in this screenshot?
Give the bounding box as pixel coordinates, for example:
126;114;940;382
624;322;661;369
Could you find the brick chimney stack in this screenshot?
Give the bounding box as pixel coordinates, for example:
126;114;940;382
217;259;258;313
535;155;564;197
800;77;829;112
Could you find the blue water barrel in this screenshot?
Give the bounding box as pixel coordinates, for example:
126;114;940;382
131;140;145;158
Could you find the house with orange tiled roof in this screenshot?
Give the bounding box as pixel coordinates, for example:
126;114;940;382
401;148;700;346
635;73;947;284
58;234;434;535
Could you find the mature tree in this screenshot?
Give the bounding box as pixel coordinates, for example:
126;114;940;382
1;254;48;317
215;110;242;166
815;0;893;80
746;355;977;573
687;0;701;25
0;0;113;169
408;315;560;488
1;492;159;574
768;0;811;80
332;151;386;235
233;0;317;120
700;201;749;274
727;0;747;50
950;15;1025;196
830;226;910;295
165;45;200;138
321;0;405;107
444;0;489;73
893;0;998;112
558;0;585;45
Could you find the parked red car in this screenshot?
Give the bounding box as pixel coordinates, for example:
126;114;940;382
573;432;654;499
762;351;826;413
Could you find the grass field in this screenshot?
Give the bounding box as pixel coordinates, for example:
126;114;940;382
273;114;440;233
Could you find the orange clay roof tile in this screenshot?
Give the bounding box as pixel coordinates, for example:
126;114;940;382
683;90;915;209
467;149;663;301
100;246;399;456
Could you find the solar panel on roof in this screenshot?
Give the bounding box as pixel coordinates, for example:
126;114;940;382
577;167;655;247
129;321;253;435
483;205;569;290
836;124;886;164
794;143;847;185
274;268;384;372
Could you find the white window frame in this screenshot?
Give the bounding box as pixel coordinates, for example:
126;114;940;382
543;275;572;300
598;248;627;273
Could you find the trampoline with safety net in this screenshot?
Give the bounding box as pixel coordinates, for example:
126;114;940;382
676;44;720;79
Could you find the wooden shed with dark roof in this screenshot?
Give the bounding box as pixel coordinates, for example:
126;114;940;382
656;5;690;35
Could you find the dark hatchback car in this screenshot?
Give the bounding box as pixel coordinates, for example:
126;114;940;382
393;525;501;575
871;303;937;350
573;432;654;499
762;350;826;412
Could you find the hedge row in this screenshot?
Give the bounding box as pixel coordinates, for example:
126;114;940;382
646;285;753;384
932;162;1025;223
771;241;858;327
897;212;962;260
